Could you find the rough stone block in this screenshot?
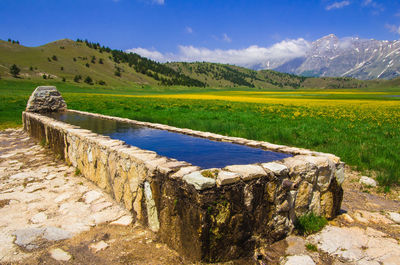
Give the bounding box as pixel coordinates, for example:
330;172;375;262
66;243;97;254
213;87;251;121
262;162;289;176
182;171;216;190
170;166;201;179
224;164;267;181
26;86;67;113
216;171;241;186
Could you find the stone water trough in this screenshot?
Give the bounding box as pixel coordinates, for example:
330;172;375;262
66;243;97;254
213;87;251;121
22;86;345;262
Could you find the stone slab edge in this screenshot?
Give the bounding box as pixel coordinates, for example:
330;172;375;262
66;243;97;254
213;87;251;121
23;111;345;191
67;109;339;159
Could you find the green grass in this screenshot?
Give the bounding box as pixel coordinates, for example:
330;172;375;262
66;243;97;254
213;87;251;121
295;213;328;235
1;79;399;188
305;243;318;252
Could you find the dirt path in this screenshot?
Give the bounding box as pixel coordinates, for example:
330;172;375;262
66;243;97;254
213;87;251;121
0;128;399;265
0;129;186;265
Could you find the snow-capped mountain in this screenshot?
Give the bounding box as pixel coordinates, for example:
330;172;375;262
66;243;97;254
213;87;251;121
273;34;400;80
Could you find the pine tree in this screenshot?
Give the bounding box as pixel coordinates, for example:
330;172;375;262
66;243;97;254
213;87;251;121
84;76;93;85
9;64;20;78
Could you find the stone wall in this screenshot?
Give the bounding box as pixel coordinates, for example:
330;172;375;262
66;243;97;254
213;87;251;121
22;110;345;262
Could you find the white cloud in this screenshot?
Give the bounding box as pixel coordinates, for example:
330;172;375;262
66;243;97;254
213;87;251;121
126;38;311;69
385;24;400;35
141;0;164;5
325;1;350;10
362;0;384;13
222;33;232;43
126;47;166;61
186;26;193;34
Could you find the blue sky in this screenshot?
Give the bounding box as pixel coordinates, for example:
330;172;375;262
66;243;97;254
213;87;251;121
1;0;399;66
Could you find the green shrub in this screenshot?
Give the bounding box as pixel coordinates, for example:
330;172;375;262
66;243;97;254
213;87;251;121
295;213;327;235
305;243;318;252
114;69;121;77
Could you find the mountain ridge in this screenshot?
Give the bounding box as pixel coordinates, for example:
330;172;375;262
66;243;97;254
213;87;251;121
0;38;394;89
270;34;400;80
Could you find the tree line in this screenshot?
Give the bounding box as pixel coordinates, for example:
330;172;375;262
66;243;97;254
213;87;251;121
78;39;206;87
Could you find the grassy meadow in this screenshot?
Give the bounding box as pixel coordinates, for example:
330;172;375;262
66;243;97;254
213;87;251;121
1;79;399;188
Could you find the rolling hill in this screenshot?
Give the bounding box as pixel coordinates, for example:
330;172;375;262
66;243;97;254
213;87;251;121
0;38;392;89
0;39;204;88
166;62;369;89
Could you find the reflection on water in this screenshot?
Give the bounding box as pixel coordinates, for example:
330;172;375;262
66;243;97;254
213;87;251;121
46;111;292;169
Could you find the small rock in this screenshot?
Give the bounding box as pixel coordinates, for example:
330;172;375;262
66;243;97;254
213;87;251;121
284;255;315;265
262;162;288;176
83;190;102;204
25;185;45;193
13;228;45;250
61;223;91;234
365;227;386;237
46;174;57;180
111;215;133;226
353;210;394;225
388;212;400;224
89;240;109;253
224;164;267;181
43;227;72;241
90;207;123;225
285;236;306;255
357;259;380;265
30;212;47;224
91;201;113;212
216;171;241;186
182;171;216;190
359;176;377;187
170;166;200;179
0;153;16;159
49;248;71;261
10;172;30;180
341;213;354;223
54;193;72;203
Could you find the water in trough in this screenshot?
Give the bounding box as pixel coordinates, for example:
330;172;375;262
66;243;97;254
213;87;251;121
46;111;292;169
